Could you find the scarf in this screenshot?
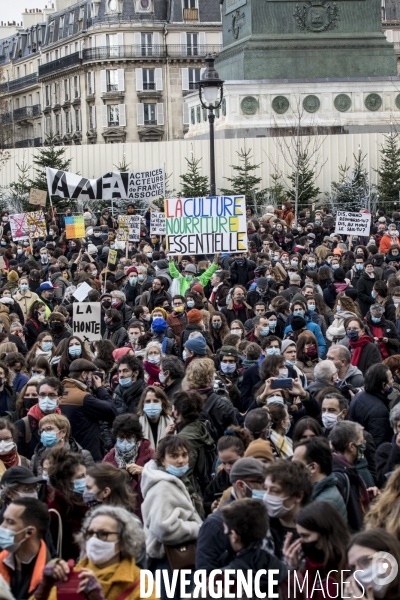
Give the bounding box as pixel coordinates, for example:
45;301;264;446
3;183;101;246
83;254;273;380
0;446;19;468
35;348;53;361
349;334;371;367
334;282;348;293
143;361;161;385
369;323;389;359
269;429;293;459
27;403;61;424
232;303;244;312
241;359;259;369
114;442;139;469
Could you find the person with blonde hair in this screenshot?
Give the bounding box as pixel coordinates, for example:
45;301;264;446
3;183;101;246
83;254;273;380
30;413;94;476
364;468;400;540
143;341;163;385
182;357;237;439
326;292;360;345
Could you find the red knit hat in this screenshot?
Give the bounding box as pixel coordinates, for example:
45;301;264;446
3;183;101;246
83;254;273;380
187;309;203;324
126;267;138;276
191;283;204;295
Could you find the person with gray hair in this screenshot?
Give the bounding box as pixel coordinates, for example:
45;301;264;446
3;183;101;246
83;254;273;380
375;403;400;487
329;421;370;531
306;359;338;401
110;290;132;329
33;505;152;599
326;344;364;389
365;303;400;358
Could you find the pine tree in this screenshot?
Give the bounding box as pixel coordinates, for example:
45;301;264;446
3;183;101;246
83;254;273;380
29;136;72;212
220;148;263;205
330;149;375;212
376;131;400;215
179;156;209;198
7;161;32;213
286;151;320;210
266;172;287;206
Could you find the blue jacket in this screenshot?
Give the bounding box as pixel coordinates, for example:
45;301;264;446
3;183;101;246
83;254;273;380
284;322;326;357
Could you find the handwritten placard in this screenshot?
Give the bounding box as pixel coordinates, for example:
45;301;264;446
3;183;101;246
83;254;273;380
29;188;47;207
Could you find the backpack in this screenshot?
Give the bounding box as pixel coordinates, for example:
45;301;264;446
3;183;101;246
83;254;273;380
195;440;217;491
199;392;220;443
333;471;351;506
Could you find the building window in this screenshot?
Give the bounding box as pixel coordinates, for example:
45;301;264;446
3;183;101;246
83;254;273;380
188;68;200;90
59;16;64;39
187;33;198;56
48;22;55;44
55;113;61;135
65;111;71;133
89;105;96;129
144;103;156;125
108;105;119;126
75;109;81;131
45;115;52;135
64;79;70;101
54;83;59;104
108;0;117;11
106;70;118;92
73;76;80;98
68;11;74;34
143;69;155;91
45;85;50;106
141;33;152;56
87;72;94;95
184;0;197;6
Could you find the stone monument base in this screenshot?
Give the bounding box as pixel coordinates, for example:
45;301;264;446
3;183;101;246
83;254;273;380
184;77;400;139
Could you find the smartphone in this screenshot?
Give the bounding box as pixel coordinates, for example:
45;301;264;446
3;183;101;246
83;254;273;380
93;371;104;381
214;492;224;498
271;378;293;389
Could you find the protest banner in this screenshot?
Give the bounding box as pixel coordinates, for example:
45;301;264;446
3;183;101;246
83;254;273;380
26;211;47;238
128;215;141;242
46;167;165;201
29;188;47;207
10;214;29;241
65;216;86;239
72;302;101;343
108;249;118;265
116;215;140;242
335;211;371;236
150;212;166;235
164;196;248;256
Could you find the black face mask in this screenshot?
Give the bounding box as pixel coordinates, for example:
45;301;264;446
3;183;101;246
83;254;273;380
301;540;324;564
236;258;245;266
23;398;37;410
102;301;111;309
50;322;63;333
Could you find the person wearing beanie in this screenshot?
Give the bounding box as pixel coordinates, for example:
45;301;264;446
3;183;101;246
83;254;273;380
196;457;266;573
244;438;274;463
247;276;277;309
180;308;210;350
3;270;19;293
151;317;178;356
323;267;350;310
168;252;221;297
122;266;141;308
284;313;326;358
61;359;117;462
139;275;172;313
183;336;207;366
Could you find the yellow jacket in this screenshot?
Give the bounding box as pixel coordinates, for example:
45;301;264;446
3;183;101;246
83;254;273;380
46;556;156;600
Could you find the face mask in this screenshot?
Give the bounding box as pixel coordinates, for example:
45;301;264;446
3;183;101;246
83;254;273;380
293;310;304;317
18;491;38;499
102;301;111;310
212;321;222;330
356;442;367;460
307;262;316;268
384;385;394;397
86;536;117;565
129;277;137;286
159;372;167;385
137;274;145;283
41;342;53;352
82;490;100;506
347;330;359;342
42;472;49;483
116;438;137;453
148;355;161;364
268;320;277;330
31;372;45;380
39;397;58;413
40;431;59;448
23;241;29;247
0;242;6;247
371;290;377;299
267;347;280;356
119;377;132;388
306;346;317;357
17;249;23;255
251;489;266;500
69;345;82;357
144;314;151;321
332;264;340;270
276;227;282;232
174;306;184;314
73;478;86;494
220;362;236;374
110;245;116;250
285;359;296;367
307;304;316;312
182;350;187;362
187;301;196;309
290;260;298;267
0;440;15;454
389;230;398;237
278;368;289;378
166;463;189;478
371;316;381;324
23;397;37;410
355;564;390;599
0;525;28;551
231;329;242;336
143;403;163;418
263;493;294;518
50;322;63;333
321;412;339;429
301;540;323;563
40;255;48;263
185;275;193;281
267;395;285;405
355;263;363;271
146;252;153;258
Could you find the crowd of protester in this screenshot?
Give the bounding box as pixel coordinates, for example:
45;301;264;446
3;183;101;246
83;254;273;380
0;202;399;598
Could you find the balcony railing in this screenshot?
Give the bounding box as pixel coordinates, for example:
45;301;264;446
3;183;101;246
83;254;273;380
13;104;42;121
15;137;42;148
38;52;80;78
183;8;199;20
1;73;39;93
0;112;13;124
83;44;222;61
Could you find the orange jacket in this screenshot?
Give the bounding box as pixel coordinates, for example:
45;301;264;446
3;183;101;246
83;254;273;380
0;539;48;594
274;208;295;227
379;233;400;254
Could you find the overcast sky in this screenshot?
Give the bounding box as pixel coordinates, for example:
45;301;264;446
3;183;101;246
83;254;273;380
2;0;50;26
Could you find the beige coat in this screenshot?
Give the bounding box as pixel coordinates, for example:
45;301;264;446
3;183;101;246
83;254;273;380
14;290;39;323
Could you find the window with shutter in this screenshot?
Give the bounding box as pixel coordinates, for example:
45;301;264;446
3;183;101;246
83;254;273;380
137;103;144;126
100;70;107;93
118;104;126;126
199;32;206;54
117;69;125;92
155;68;163;91
180;32;187;56
153;32;160;57
157;103;164;126
181;68;189;91
136;68;143;92
134;32;141;57
143;69;155;91
101;105;108;127
183;102;189;125
188;67;200;90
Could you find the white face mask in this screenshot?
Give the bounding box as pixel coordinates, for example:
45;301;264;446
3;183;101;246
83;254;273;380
321;412;341;429
0;440;14;454
278;368;289;378
263;493;294;518
85;536;118;565
231;329;242;336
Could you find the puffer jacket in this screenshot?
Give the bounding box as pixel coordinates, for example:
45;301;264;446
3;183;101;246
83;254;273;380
311;472;347;521
326;310;358;343
30;437;95;475
141;459;202;559
349;389;392;448
49;272;70;301
176;420;215;498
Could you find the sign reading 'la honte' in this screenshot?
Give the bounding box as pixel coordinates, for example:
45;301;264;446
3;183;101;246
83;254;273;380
164;196;247;255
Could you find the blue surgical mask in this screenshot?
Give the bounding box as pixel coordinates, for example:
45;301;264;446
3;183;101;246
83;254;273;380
266;275;272;281
119;377;132;388
40;431;59;448
285;359;296;367
143;404;163;419
267;347;281;356
129;277;137;285
260;326;270;336
332;264;340;270
356;264;364;271
251;489;266;500
116;438;137;453
371;316;381;323
220;362;236;374
0;525;27;551
138;275;144;282
307;262;316;268
268;321;277;330
187;300;195;308
212;322;222;329
148;355;160;364
42;342;53;352
182;350;187;361
371;290;377;299
39;397;58;413
68;346;82;357
307;304;316;312
20;284;28;291
166;463;189;478
290;260;298;267
293;310;304;317
73;479;86;494
185;275;192;281
31;372;44;380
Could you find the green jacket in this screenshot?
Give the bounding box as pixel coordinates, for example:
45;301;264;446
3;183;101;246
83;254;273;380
169;260;218;296
311;473;347;521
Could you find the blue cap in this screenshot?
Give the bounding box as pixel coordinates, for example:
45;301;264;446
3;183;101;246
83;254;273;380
185;336;207;356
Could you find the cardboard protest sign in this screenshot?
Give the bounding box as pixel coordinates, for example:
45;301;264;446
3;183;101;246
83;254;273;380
128;215;141;242
10;214;29;241
29;188;47;207
65;216;86;239
150;212;166;235
164;196;248;256
26;211;47;238
46;167;165;201
335;211;371;236
72;282;92;302
117;215;141;242
108;249;118;265
72;302;101;343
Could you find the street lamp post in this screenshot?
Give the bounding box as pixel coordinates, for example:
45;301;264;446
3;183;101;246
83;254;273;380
198;55;224;196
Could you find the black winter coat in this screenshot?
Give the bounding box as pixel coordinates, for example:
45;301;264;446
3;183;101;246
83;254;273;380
202;387;238;439
113;378;147;414
239;364;260;412
375;438;400;488
347;340;382;376
357;271;377;317
365;314;400;356
229;258;256;287
247;286;277;308
349;389;392;448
